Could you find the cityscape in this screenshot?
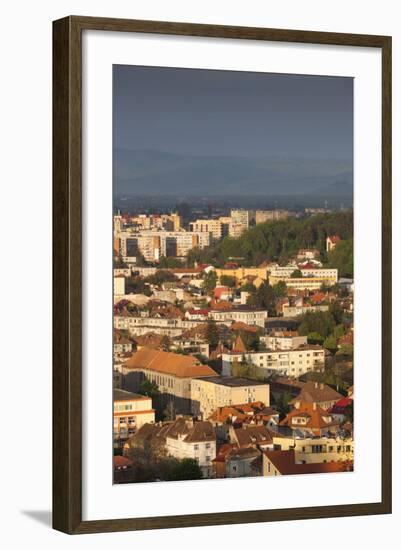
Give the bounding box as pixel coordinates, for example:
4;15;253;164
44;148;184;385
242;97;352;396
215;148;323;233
112;65;354;484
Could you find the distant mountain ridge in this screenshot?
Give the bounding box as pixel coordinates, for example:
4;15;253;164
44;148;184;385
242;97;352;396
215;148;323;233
113;148;353;197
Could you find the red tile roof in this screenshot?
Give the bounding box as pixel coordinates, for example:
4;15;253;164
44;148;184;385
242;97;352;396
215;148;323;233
265;449;353;475
113;455;133;469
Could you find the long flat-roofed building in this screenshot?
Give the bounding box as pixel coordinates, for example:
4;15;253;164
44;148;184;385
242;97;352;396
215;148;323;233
191;376;270;419
209;306;268;327
222;346;325;377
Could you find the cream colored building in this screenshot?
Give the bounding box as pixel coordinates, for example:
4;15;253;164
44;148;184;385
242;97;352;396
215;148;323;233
215;266;269;283
268;265;338;290
261;332;308;350
222;346;325;377
114;315;203;337
282;304;329;317
120;230;210;262
113;214;123;234
113;389;155;448
189;219;222;240
265;433;354;468
255;210;292;224
114;275;125;296
269;275;337;291
209;307;268;327
269;265;338;279
190;376;270;419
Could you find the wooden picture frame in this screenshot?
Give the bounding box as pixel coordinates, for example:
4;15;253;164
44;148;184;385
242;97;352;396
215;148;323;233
53;15;392;534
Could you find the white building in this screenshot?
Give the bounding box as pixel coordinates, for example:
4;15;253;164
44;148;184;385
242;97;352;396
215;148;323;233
189;219;222;240
209;307;268;327
282;304;329;317
164;417;216;478
222;346;325;378
261;331;308;350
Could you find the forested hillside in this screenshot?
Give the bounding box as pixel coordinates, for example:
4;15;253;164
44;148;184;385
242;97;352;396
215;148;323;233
188;210;353;272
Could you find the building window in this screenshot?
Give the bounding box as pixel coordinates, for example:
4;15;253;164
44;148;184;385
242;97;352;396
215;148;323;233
194;444;199;451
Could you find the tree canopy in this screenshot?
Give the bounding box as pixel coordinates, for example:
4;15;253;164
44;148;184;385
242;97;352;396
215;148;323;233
187;210;353;267
327;238;354;277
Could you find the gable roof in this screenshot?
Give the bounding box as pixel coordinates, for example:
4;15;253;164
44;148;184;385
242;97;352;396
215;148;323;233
290;381;343;405
123;347;217;378
165;417;216;443
280;403;340;431
265;449;352;475
233;425;274;447
232;334;247;353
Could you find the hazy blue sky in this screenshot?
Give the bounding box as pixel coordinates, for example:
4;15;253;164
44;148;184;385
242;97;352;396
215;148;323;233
113;64;353;159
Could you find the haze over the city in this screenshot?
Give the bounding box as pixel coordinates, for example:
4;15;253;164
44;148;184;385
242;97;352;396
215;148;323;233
113;65;353;203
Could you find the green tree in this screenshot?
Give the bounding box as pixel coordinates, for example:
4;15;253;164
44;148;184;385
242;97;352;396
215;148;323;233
160;334;171;351
167;458;203;481
146;270;177;286
205;319;219;348
336;343;353;357
158;256;183;269
203;270;217;293
290;269;303;278
323;335;338;354
333;324;345;339
239;282;257;294
307;332;324;345
298;311;336;339
138;379;160;399
220;275;236;288
272;281;287;298
327;239;354;277
231;359;264;381
184;210;353;267
247;282;274;313
274;390;293;416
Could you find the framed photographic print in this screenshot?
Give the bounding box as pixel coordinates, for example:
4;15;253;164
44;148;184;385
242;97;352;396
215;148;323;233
53;16;392;534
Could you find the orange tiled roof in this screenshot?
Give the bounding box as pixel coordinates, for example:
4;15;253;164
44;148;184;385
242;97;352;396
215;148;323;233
232;334;247;353
230;321;259;334
280;402;340;431
123;347;217;378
